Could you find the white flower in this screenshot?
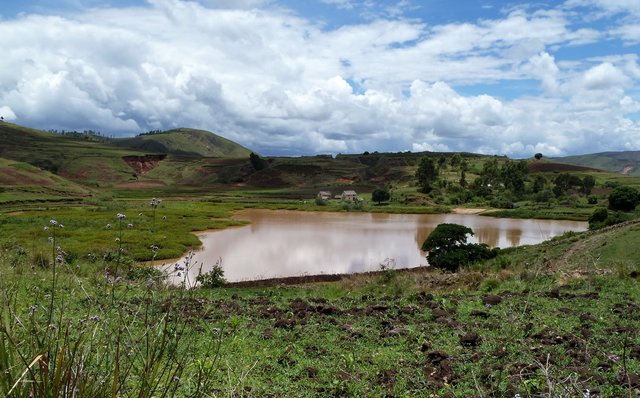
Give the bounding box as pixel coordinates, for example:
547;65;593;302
127;223;133;228
43;226;49;231
49;219;58;226
106;223;112;229
116;213;126;219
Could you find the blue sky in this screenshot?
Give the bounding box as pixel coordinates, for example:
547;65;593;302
1;0;639;156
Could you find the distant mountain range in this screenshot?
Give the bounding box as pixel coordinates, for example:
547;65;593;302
553;151;640;176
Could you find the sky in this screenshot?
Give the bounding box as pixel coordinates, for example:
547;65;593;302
0;0;639;157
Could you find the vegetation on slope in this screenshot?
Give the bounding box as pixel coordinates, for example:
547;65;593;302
1;201;639;397
114;128;252;158
554;151;640;176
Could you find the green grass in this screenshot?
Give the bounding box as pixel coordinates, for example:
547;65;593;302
2;199;640;396
114;128;252;157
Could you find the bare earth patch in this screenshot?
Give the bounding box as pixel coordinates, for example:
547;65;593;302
452;207;486;214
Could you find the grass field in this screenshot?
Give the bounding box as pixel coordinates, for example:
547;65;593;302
1;205;639;397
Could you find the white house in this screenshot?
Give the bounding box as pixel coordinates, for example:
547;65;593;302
341;190;358;202
317;191;332;200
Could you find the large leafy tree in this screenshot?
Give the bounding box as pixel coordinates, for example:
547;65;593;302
500;160;528;196
415;157;439;193
421;223;497;272
608;186;640;212
371;188;391;205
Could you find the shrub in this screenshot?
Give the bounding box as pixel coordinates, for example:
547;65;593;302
608;186;640;212
588;208;609;230
587;195;598;205
196;261;226;288
421;223;498;272
534;190;553;203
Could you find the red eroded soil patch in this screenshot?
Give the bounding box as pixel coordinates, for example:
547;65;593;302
122;154;166;176
528;162;601;173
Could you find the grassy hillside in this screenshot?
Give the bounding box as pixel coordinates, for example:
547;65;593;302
115;128;252;157
0;123;255;189
0;122;147;187
553;151;640;176
0;157;91;203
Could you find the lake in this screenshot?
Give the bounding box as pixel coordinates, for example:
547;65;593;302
163;209;587;283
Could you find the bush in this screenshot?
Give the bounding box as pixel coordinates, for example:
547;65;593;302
588;208;609;229
490;196;515;209
608;186;640;212
196;261;226;288
587;195;598;205
534;190;553;203
421;223;498;272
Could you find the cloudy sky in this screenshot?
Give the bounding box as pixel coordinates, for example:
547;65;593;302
1;0;639;157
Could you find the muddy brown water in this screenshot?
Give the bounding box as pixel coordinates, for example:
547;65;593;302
162;209;587;284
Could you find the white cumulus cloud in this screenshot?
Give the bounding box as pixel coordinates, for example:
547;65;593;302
0;0;638;157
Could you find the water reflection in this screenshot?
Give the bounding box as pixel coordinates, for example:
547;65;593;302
164;209;586;283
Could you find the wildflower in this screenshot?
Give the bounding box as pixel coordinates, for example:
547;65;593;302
162;216;167;220
49;219;58;226
115;237;120;242
150;197;161;208
47;237;54;243
138;212;143;216
106;223;112;229
174;263;185;271
150;245;159;251
59;224;64;229
173;376;180;383
89;315;100;322
43;226;49;231
608;354;619;363
55;254;64;263
28;305;38;316
117;213;126;219
127;223;133;228
485;303;493;309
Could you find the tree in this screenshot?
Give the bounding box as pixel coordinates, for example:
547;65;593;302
371;188;391;205
249;152;267;171
608;186;640;212
582;175;596;195
534;153;543;160
532;175;546;193
450;153;462;169
500;160;528;196
421;223;497;272
415;157;439;193
553;173;572;197
478;158;500;189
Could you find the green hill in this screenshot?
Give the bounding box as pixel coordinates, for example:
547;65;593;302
553;151;640;176
115;128;252;158
0;123;255;190
0;157;91;203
